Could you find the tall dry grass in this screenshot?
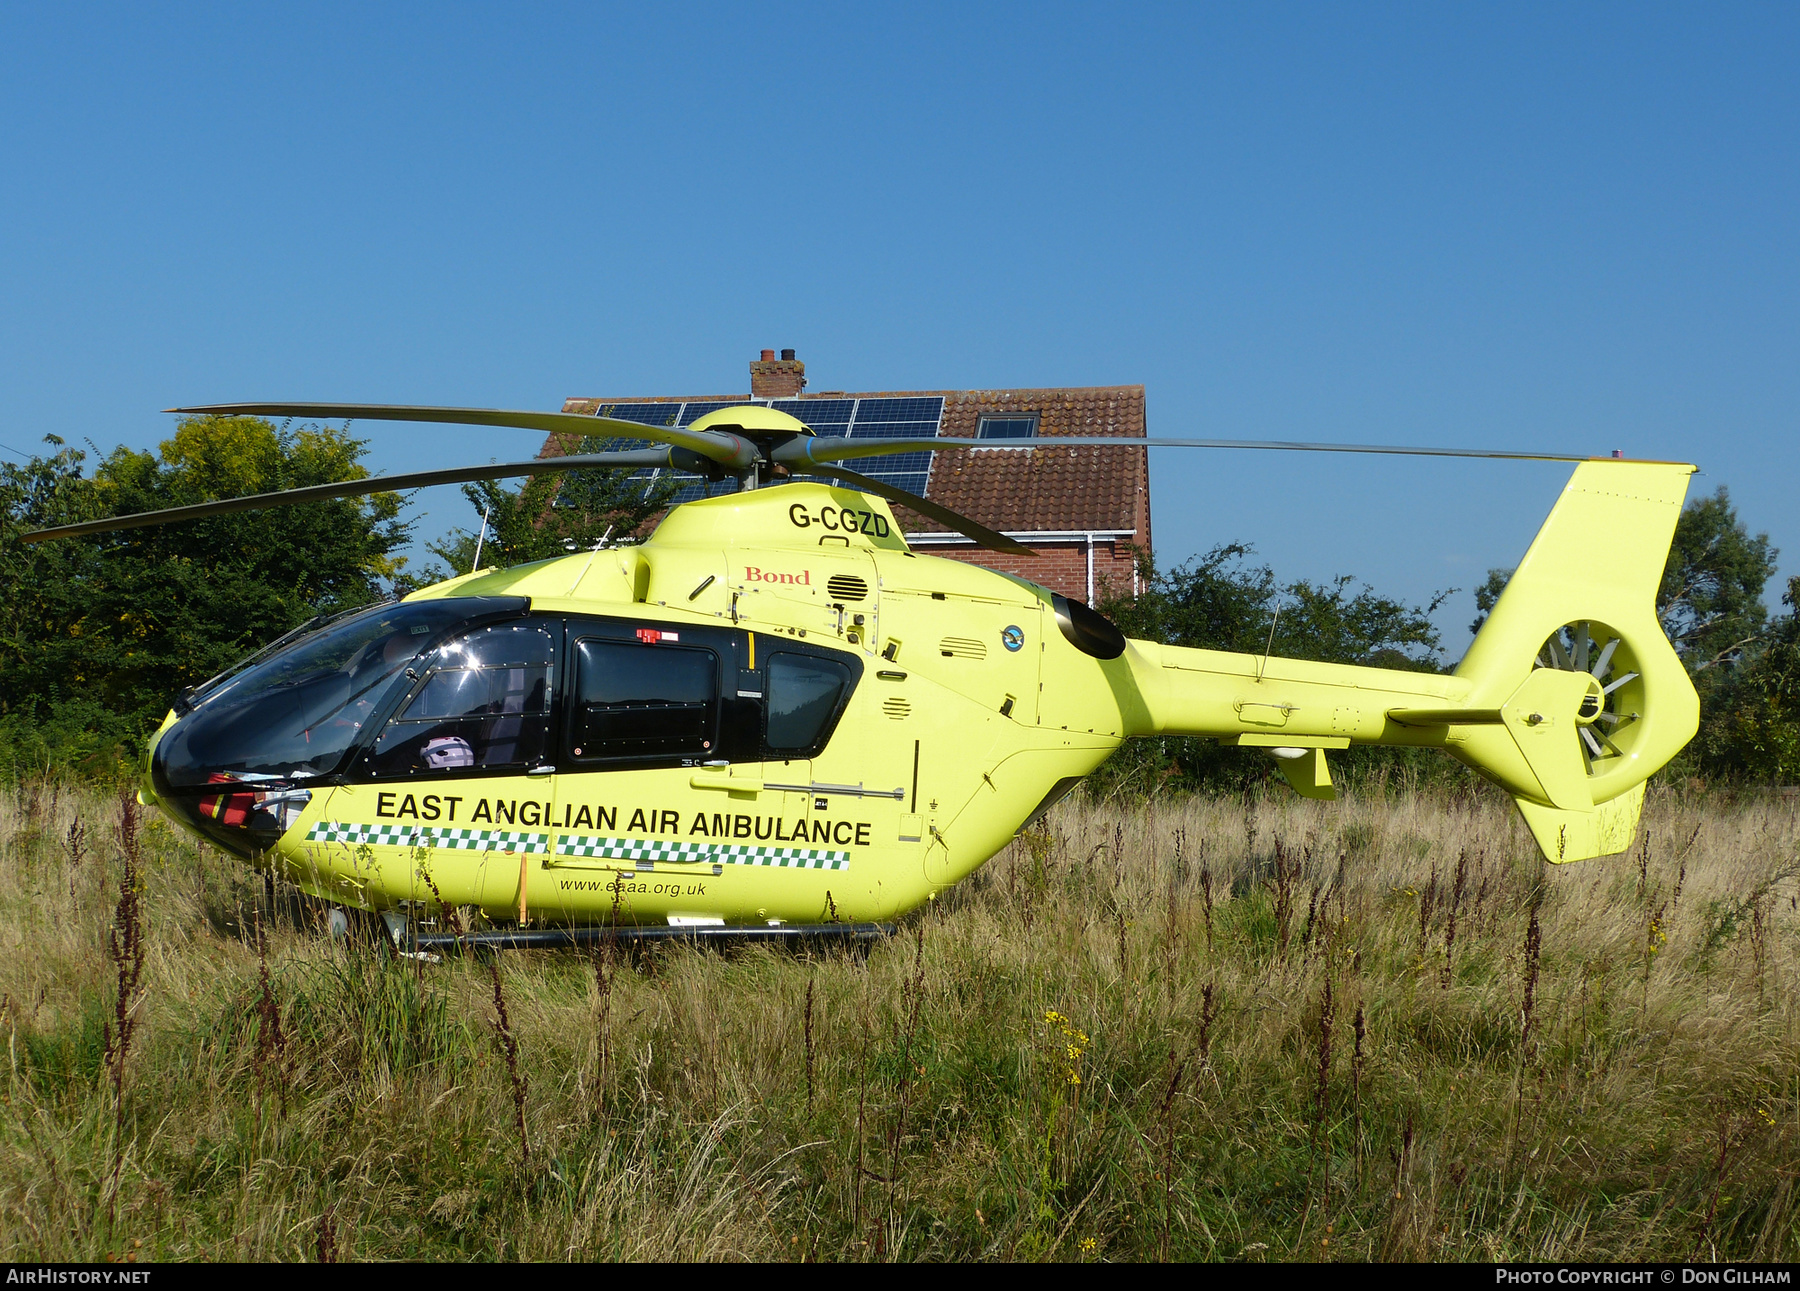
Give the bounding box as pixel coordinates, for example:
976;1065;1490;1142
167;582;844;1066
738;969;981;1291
0;775;1795;1261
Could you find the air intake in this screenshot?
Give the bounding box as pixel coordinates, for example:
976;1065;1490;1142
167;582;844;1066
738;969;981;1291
939;636;987;660
882;697;911;720
827;574;869;602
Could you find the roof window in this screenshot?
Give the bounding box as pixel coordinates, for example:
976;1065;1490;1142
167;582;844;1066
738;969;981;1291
976;414;1039;440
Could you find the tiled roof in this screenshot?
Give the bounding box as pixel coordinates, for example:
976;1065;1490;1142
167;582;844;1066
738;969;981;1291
553;385;1149;544
916;386;1146;535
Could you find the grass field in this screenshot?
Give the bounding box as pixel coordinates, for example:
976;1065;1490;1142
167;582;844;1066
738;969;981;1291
1;777;1796;1262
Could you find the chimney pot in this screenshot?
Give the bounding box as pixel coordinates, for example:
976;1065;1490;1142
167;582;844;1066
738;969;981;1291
750;348;807;398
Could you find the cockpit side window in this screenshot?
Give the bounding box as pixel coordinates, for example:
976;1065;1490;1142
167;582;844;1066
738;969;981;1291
370;621;557;776
764;653;853;754
569;638;719;763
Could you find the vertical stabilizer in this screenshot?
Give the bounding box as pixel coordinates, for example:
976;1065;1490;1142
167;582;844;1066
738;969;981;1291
1449;461;1698;861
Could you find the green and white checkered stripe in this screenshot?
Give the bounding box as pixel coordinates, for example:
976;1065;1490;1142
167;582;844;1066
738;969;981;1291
556;835;848;871
305;822;550;854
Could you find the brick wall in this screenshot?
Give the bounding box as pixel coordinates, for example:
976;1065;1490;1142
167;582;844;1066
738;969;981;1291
910;537;1141;606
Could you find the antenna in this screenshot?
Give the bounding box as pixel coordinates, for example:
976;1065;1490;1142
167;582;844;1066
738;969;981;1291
471;504;492;573
566;526;615;596
1257;599;1283;682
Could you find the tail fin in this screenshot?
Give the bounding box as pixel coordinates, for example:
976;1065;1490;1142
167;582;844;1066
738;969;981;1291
1442;460;1698;861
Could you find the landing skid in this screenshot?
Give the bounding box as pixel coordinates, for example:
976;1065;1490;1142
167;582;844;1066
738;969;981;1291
408;922;895;953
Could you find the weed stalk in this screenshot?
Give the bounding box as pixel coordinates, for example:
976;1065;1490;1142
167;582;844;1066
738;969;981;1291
1691;1115;1732;1260
316;1203;338;1262
252;912;290;1127
65;818;86;901
1198;840;1215;957
1441;849;1469;989
103;790;146;1223
1197;982;1217;1066
1157;1048;1186;1261
803;975;816;1115
486;960;531;1172
1351;1002;1367;1177
1418;859;1439;959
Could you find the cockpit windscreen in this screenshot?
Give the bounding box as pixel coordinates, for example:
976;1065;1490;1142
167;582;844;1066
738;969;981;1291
153;598;523;790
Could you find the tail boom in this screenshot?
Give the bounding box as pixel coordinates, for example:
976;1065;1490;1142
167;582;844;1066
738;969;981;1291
1108;460;1699;863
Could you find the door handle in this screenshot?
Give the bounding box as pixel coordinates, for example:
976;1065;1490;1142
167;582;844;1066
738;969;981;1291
689;774;762;793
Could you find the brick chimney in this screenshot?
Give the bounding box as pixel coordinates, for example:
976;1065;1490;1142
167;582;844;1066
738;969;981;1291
750;347;806;398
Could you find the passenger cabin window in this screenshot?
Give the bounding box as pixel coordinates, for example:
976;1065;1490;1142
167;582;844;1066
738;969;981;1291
571;638;719;762
765;653;853;753
371;622;555;775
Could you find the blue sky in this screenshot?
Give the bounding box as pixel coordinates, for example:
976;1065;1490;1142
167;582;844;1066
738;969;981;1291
2;3;1794;654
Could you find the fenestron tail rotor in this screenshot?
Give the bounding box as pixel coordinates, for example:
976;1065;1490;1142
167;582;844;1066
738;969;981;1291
1538;621;1645;771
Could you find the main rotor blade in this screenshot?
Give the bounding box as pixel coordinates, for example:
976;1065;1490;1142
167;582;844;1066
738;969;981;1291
19;449;686;544
780;435;1625;467
171;402;760;470
791;463;1033;556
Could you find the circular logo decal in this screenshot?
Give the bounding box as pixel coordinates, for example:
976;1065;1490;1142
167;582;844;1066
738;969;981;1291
1001;625;1024;652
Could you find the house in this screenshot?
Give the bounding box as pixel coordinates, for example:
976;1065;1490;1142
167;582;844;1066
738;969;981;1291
555;349;1150;604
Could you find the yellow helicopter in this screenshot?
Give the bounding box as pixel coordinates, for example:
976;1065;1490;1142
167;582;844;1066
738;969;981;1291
25;401;1700;948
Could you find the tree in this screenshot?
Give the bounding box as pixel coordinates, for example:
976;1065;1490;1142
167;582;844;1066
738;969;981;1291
1469;567;1512;637
1106;543;1448;667
424;437;681;576
1696;577;1800;783
1095;544;1452;796
1704;573;1800;783
1103;543;1273;655
0;416;410;773
1658;486;1777;673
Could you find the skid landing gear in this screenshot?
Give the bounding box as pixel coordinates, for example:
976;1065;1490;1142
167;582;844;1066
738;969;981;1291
410;922;895;953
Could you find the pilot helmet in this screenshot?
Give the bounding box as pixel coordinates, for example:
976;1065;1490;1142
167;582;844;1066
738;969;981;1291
421;736;475;769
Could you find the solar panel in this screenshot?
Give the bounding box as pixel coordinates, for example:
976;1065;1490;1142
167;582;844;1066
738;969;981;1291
772;398;855;432
664;478;740;504
579;393;950;515
853;397;945;423
835;398;945;495
596;402;683;428
755;398;946;498
882;473;930;496
677;401;751;426
846;420;935;440
853;450;935;471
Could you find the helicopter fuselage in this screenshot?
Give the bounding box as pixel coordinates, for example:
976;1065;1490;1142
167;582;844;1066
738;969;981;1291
142;466;1689;926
